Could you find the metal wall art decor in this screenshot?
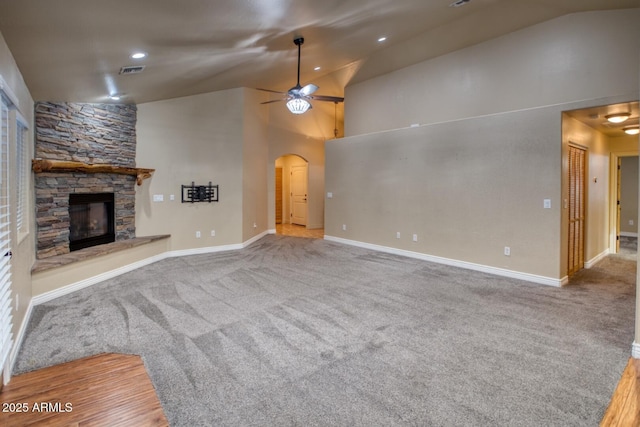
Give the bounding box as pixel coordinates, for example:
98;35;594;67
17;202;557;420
181;182;219;203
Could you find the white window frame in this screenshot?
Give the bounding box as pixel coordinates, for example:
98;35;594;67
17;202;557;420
0;74;17;384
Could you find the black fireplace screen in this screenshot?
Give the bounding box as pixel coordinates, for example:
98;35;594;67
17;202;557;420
69;193;115;251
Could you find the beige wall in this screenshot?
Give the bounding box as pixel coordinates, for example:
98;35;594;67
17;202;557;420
136;89;246;249
0;31;35;372
327;9;639;281
621;156;639;235
327;106;562;279
345;9;640;136
242;88;269;241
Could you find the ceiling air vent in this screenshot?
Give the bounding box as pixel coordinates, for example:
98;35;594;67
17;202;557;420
119;65;145;75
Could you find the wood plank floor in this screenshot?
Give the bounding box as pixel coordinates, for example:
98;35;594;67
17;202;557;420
0;353;168;427
1;351;637;425
601;357;640;426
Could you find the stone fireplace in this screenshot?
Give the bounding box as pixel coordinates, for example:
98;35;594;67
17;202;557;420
34;102;139;259
68;192;116;251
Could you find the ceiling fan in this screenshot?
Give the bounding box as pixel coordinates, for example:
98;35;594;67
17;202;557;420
258;37;344;114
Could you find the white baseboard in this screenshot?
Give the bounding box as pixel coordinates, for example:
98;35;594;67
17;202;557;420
7;299;35;383
33;231;271;306
324;235;564;287
32;252;170;306
166;243;243;258
621;232;638;237
584;249;610;269
632;341;640;359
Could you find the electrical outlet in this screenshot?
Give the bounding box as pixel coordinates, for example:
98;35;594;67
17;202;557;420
543;199;551;209
412;234;418;242
630;220;634;226
253;222;257;228
169;194;175;201
342;224;347;231
196;231;201;238
211;230;215;237
396;232;401;239
504;246;511;256
327;192;333;198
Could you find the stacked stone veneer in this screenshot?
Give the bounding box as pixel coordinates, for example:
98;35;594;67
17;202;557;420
35;102;138;259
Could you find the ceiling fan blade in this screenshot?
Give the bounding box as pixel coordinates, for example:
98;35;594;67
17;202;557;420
256;88;285;94
310;95;345;103
260;99;285;104
300;84;318;96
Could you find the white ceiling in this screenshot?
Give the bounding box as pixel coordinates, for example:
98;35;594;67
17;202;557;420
0;0;638;105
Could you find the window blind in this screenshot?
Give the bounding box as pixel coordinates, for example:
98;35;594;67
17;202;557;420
15;119;27;232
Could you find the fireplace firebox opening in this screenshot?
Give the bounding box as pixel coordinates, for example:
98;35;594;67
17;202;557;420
69;193;116;251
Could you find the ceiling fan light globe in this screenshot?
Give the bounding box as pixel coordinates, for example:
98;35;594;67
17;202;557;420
286;98;311;114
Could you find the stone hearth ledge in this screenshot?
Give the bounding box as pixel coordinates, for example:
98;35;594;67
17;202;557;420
31;235;170;273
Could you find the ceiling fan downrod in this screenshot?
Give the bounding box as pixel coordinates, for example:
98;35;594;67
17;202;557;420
294;37;304;89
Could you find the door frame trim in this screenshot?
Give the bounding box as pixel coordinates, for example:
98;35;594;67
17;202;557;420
609;151;639;253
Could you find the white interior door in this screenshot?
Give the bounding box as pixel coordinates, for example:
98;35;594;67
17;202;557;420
290;164;308;226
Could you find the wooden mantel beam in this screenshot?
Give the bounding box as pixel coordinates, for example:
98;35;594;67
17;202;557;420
32;159;154;185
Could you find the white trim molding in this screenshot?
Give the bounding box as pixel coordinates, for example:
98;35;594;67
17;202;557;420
32;230;271;306
632;342;640;359
32;252;169;306
324;235;564;287
584;249;610;269
7;300;35;382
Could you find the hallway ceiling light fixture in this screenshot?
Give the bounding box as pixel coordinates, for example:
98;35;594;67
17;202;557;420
623;125;639;135
605;113;631;123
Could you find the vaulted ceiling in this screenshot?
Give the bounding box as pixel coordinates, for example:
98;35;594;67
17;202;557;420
0;0;638;104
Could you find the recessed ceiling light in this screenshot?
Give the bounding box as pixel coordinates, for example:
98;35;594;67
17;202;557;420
605;113;631;123
377;36;387;43
130;52;147;59
314;66;321;71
